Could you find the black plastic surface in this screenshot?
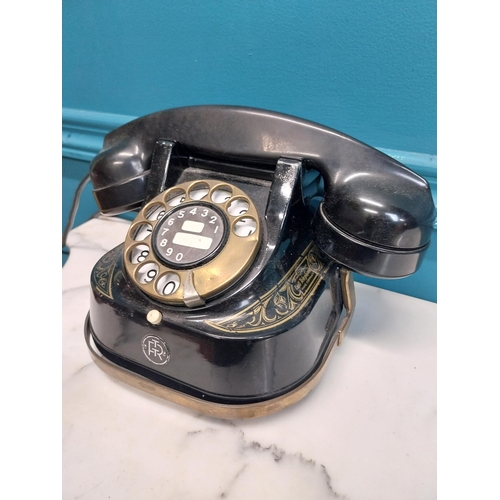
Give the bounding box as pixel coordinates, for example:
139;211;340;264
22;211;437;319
86;105;437;407
90;105;436;278
88;241;342;403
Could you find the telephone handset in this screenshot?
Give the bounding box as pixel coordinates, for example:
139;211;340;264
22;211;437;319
85;105;435;418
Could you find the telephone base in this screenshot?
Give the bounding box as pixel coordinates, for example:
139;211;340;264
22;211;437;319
84;313;341;419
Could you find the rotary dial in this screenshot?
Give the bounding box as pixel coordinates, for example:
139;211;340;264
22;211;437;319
123;180;261;307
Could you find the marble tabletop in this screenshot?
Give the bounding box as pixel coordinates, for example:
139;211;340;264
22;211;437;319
62;216;436;500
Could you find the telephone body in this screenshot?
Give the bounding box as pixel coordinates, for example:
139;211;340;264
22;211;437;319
85;106;435;419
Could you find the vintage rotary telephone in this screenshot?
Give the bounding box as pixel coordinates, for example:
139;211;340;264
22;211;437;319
85;105;436;418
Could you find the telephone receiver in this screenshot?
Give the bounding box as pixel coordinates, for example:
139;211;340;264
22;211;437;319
85;105;435;419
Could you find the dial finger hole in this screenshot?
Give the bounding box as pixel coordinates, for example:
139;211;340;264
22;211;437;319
211;186;233;204
156;272;181;296
165;189;186;207
136;262;159;284
145;203;166;221
188;182;210;200
233;217;257;237
132;223;153;241
129;244;150;264
227;198;250;216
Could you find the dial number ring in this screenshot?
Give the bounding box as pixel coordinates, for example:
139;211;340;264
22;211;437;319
123;179;261;305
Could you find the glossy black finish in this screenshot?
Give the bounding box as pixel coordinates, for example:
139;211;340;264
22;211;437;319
88;241;344;403
90;105;436;278
88;153;345;403
86;105;436;407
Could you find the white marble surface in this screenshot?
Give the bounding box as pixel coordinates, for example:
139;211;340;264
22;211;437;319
62;216;436;500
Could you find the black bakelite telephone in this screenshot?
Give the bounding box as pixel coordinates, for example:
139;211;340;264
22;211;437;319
85;105;436;418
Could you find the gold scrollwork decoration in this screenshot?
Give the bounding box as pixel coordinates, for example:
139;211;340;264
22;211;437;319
206;243;330;334
92;246;122;299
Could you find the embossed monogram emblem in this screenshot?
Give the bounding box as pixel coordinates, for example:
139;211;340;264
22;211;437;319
142;335;171;365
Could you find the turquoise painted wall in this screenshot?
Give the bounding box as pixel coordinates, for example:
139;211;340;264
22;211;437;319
63;0;436;153
62;0;437;301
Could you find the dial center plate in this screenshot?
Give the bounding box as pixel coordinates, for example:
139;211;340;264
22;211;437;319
152;202;227;268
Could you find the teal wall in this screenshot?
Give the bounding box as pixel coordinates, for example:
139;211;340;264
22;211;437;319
62;0;437;301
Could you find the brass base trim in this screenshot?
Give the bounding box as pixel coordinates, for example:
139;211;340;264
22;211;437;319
85;317;339;419
337;268;356;345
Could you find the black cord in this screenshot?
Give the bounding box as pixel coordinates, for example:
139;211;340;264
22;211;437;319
62;173;91;247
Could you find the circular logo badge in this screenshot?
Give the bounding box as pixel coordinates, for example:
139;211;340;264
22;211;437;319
141;335;171;365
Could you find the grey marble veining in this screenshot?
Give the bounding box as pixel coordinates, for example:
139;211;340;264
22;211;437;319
62;216;437;499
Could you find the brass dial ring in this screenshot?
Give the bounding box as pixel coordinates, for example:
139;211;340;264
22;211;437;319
123;180;261;306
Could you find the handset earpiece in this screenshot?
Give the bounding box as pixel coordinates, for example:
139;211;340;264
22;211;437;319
90;138;151;215
311;145;436;278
